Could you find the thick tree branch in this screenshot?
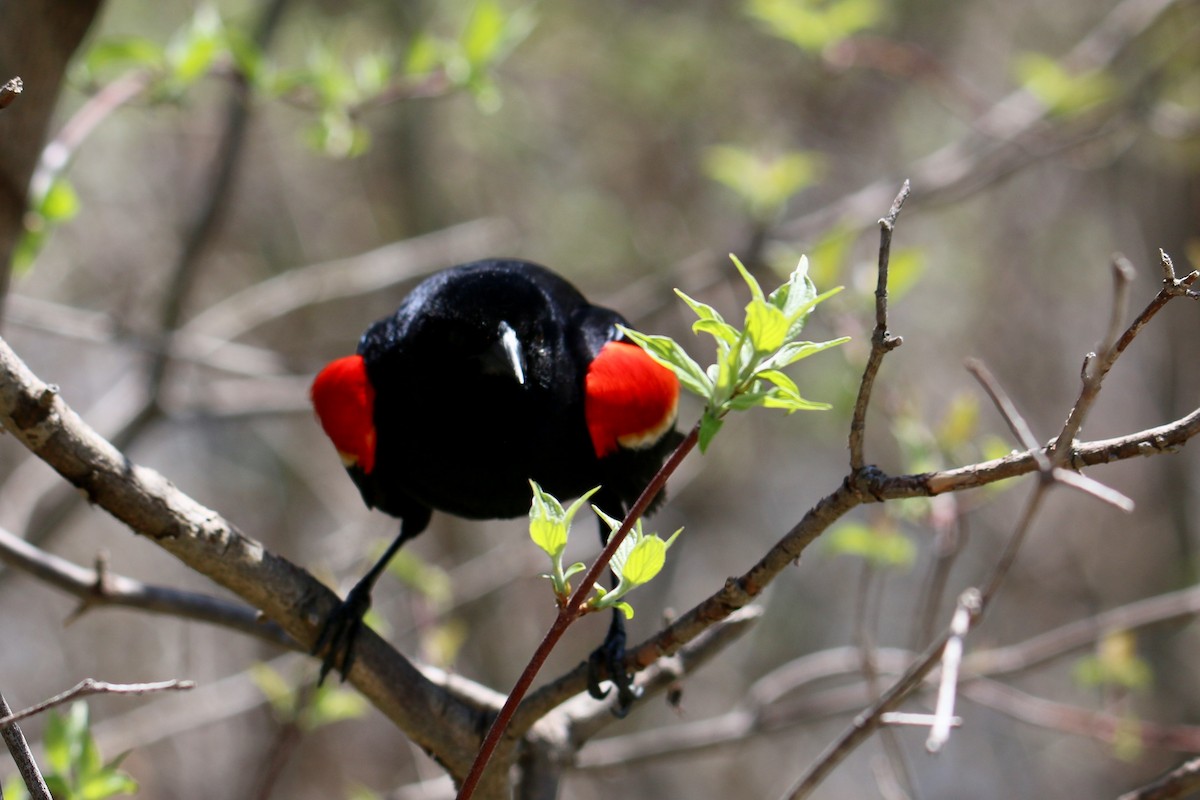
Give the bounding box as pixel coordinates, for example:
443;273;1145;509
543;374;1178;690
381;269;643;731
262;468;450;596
0;333;487;779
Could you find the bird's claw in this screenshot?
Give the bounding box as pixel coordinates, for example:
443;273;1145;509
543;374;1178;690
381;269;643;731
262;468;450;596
587;627;640;717
313;584;373;684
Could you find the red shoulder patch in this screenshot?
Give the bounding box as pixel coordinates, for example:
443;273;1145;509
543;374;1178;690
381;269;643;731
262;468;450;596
311;355;377;474
585;341;679;458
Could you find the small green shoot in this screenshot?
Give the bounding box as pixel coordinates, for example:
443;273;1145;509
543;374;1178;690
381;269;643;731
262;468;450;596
590;508;683;619
529;481;597;601
528;483;681;616
3;701;137;800
623;254;848;452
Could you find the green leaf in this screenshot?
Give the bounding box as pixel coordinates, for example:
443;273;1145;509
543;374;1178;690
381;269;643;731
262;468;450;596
886;247;926;301
1073;630;1153;692
166;4;226;85
35;178;80;223
529;482;598;557
305;110;371;159
226;28;265;86
620;328;712;397
730;254;766;304
84;37;165;75
462;0;507;67
936;392;979;451
760;391;832;413
756;369;801;396
622;535;667;585
768;255;817;313
676;289;742;347
826;521;915;568
760;335;851;372
307;684;370;729
386;549;452;607
698;411;725;453
1015;52;1118;117
806;225;854;288
747;0;883;53
251;662;296;716
80;769;138;799
703;145;822;219
745;300;790;353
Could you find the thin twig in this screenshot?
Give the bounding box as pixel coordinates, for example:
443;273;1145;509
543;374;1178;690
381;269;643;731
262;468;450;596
787;246;1181;796
926;588;979;752
963;679;1200;752
28;70;152;207
848;180;909;471
0;524;295;647
0;689;50;800
0;679;195;729
1053;254;1200;460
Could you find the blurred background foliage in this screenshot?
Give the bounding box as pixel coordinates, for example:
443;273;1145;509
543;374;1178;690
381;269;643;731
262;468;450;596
1;0;1199;797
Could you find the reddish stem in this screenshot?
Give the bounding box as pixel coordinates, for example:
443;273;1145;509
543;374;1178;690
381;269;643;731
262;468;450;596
455;421;701;799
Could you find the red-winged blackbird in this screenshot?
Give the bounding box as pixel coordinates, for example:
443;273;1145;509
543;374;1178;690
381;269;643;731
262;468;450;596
311;258;681;709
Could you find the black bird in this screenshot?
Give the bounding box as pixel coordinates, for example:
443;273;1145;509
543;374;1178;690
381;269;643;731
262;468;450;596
310;258;681;708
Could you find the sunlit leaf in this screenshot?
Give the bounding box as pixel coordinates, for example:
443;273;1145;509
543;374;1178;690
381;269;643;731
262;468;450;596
747;0;883;53
937;392;979;451
1015;52;1119;117
826;521;915;568
703;145;822;219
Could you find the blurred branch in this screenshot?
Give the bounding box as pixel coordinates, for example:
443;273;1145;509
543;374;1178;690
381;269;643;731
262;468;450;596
0;689;50;800
179;217;516;347
965;581;1200;678
6;294;288;377
785;242;1162;795
581;563;1200;772
0;524;295;647
963;679;1200;751
146;0;290;404
0;679;194;729
28;69;153;209
778;0;1187;242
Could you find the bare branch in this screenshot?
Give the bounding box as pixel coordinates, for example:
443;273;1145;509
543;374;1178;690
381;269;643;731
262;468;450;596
0;524;295;647
0;679;194;729
926;589;979;753
848;180;909;471
778;0;1184;243
0;689;50;800
1053;253;1200;460
965;359;1044;457
0;333;489;779
963;679;1200;752
180;218;516;345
